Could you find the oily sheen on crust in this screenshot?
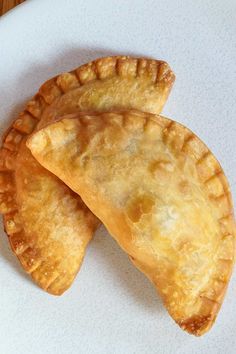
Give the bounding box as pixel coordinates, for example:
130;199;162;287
0;57;175;294
28;110;235;334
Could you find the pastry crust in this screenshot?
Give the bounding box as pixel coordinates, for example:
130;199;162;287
28;110;235;334
0;57;175;294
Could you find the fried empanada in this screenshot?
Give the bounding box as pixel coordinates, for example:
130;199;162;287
28;110;235;334
0;57;175;294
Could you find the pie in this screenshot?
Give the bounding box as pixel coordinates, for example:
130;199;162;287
0;56;175;294
27;110;235;335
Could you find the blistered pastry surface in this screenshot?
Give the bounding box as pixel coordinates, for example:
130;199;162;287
0;57;174;294
28;110;235;333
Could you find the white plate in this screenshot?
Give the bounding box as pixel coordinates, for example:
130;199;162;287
0;1;236;353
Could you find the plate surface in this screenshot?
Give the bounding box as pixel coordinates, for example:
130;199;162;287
0;0;235;353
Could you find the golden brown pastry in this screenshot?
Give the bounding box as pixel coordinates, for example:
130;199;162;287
0;57;175;294
28;110;235;334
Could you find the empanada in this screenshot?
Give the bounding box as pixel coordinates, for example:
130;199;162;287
28;110;235;335
0;57;175;294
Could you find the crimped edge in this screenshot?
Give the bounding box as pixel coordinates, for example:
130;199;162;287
0;57;175;294
26;108;235;323
161;118;235;335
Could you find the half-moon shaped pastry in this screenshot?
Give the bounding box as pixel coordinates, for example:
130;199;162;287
0;57;175;294
28;110;235;334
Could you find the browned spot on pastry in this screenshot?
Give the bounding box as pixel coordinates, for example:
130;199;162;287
204;172;226;199
209;193;232;217
204;170;223;184
76;62;97;84
181;134;195;152
26;94;47;119
94;57;117;80
39;78;62;104
13;112;38;134
219;213;233;222
157;61;175;83
137;58;147;76
200;295;220;305
178;180;190;194
0;172;15;192
164;123;193;152
126;195;155;222
181;135;209;163
179;315;214;336
18;247;42;274
27;260;44;274
44;274;60;292
218;213;235;236
149;159;174;176
136;58;159;82
31;262;57;284
196;151;211;165
213;277;227;285
146;59;159;82
129;255;135;261
9;232;29;255
197;153;221;182
3;129;24;151
162;121;175;142
4;212;22;235
0;192;17;214
0;148;17;171
116;57;138;78
56;72;80;93
209;192;230;202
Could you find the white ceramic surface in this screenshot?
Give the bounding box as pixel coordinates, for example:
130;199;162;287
0;0;235;353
